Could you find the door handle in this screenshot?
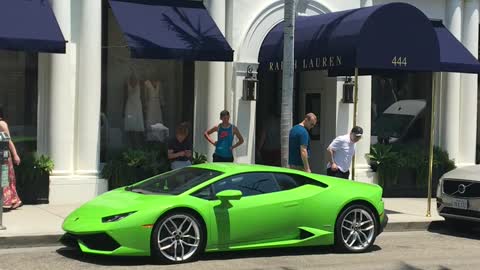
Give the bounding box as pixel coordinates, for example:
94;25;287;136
283;202;299;208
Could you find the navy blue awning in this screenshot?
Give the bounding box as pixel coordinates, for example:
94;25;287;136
432;20;480;74
259;2;480;75
259;3;440;73
0;0;66;53
108;0;233;61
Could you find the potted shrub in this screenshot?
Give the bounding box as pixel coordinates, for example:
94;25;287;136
366;144;400;187
16;153;54;204
192;151;207;165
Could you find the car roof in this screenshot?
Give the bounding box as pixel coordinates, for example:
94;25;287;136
191;162;301;174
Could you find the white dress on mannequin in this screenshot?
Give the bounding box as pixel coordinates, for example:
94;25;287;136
124;81;145;132
145;80;164;126
145;80;169;141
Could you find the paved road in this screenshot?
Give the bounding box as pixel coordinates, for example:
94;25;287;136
1;225;479;270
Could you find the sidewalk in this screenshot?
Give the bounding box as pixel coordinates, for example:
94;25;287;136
384;198;443;231
0;198;444;248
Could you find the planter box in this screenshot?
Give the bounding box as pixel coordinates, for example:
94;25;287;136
16;168;50;204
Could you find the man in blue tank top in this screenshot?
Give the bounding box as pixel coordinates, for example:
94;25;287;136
288;113;317;172
204;110;244;162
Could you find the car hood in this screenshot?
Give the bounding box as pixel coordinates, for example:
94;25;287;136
67;188;177;218
441;165;480;182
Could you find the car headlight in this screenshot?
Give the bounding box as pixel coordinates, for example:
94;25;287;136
436;179;443;198
102;211;136;223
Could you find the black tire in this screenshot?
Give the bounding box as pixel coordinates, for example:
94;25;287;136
151;211;206;264
334;204;378;253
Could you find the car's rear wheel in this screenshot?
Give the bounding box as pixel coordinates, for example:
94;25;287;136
151;212;206;264
334;204;378;253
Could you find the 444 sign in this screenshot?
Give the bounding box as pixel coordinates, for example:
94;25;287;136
392;56;407;67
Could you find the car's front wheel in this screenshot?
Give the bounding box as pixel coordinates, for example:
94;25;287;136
151;212;206;264
334;204;378;253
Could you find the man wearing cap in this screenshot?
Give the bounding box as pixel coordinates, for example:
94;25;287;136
326;126;363;179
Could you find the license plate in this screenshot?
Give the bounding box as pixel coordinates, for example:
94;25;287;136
451;198;468;210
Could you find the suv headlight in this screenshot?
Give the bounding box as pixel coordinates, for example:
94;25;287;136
436;179;443;198
102;211;136;223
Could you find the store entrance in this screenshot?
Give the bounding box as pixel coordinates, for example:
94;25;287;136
255;70;336;174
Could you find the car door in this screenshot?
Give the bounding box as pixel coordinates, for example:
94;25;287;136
208;172;300;248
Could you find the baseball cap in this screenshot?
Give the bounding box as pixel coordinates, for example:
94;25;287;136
351;126;363;137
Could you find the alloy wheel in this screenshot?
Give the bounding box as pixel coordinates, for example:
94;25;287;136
340;208;375;251
156;214;201;262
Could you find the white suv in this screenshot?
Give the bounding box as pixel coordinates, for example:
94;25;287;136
437;165;480;225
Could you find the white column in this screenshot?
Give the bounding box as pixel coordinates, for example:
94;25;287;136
442;0;463;162
233;63;258;163
335;79;353;136
459;0;479;165
48;0;75;176
75;0;102;175
194;0;226;161
354;76;373;183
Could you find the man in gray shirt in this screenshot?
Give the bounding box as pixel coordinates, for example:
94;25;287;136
326;126;363;179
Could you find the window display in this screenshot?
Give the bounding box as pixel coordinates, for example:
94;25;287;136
0;50;38;154
101;4;194;164
371;73;431;145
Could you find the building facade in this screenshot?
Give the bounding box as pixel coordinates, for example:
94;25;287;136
2;0;478;204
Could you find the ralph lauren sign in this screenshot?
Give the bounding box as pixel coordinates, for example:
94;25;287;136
268;56;343;71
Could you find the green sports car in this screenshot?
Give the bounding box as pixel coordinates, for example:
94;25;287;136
61;163;388;263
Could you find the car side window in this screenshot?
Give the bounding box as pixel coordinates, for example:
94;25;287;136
212;173;279;197
273;173;327;191
191;185;214;200
273;173;303;190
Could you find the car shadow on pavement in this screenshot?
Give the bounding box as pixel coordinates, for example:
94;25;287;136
427;221;480;240
398;262;453;270
55;245;382;266
56;248;154;266
201;245;381;261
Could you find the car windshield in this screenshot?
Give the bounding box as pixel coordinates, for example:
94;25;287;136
127;167;222;195
371;113;414;138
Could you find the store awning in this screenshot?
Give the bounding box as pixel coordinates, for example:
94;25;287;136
432;20;480;74
259;3;440;73
108;0;234;61
0;0;66;53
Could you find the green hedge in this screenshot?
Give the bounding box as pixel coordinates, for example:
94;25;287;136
367;143;455;188
101;142;208;190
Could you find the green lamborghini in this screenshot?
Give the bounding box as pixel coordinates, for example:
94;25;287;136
61;163;387;263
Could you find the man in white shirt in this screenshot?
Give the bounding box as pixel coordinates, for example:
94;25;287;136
326;126;363;179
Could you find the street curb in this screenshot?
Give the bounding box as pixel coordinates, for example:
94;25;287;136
384;220;444;232
0;234;62;249
0;221;444;249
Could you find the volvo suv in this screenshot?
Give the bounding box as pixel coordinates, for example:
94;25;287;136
437;165;480;226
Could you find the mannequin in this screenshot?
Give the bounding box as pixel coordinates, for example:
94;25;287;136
145;79;168;142
124;71;145;147
145;79;164;126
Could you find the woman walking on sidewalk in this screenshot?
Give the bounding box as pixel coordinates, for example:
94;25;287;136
0;108;22;210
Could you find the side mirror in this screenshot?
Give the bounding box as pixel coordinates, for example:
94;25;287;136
216;190;242;201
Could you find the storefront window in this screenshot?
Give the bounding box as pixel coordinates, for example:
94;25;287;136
0;50;38;155
101;4;194;167
371;73;431;145
370;72;442;197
